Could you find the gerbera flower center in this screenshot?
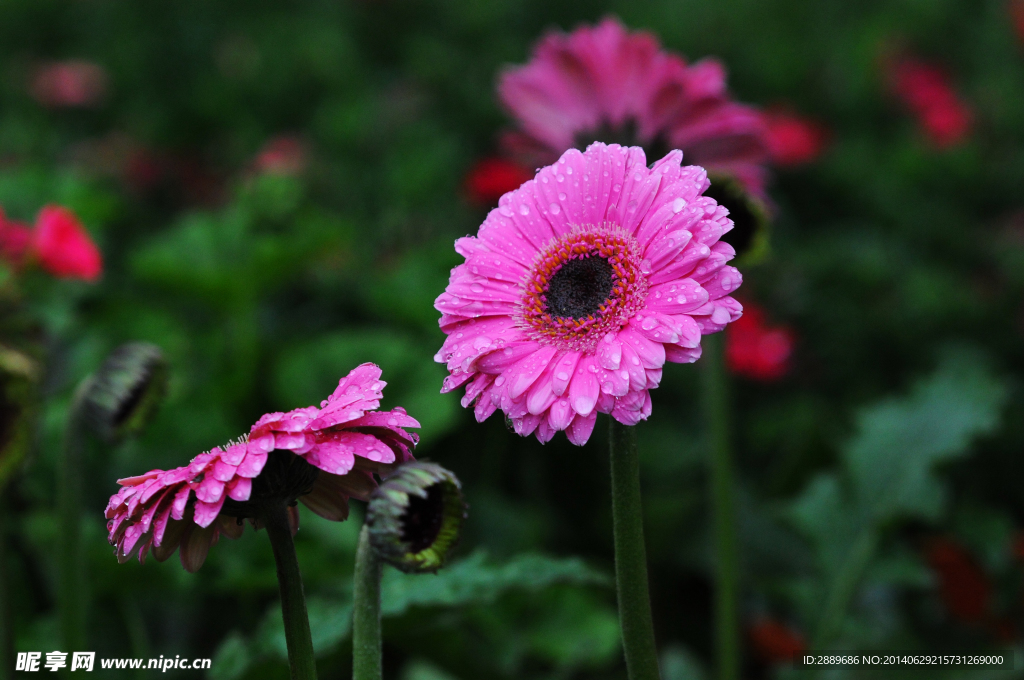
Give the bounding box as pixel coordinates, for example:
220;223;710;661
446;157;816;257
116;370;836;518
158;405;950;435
515;224;648;352
546;255;615;319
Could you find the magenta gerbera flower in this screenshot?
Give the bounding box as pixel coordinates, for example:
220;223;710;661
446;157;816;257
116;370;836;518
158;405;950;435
105;363;419;572
435;142;742;445
498;17;769;203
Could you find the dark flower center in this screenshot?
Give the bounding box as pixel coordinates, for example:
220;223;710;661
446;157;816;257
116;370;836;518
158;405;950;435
545;255;614;319
222;450;319;519
704;181;758;258
574;118;670;165
400;482;445;553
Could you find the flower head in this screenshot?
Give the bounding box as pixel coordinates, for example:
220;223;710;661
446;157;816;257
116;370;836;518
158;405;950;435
30;61;108;109
33;206;103;281
498;18;770;204
435;142;743;445
366;462;466;573
887;57;972;148
748;618;805;665
764;110;828;167
924;536;990;624
464;157;535;206
724;302;794;381
106;363;419;572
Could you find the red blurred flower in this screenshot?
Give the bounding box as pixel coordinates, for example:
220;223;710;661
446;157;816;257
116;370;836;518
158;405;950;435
1011;1;1024;43
33;206;102;282
255;136;306;176
30;61;108;109
725;303;794;381
0;208;34;267
924;537;990;624
748;618;805;664
463;157;533;205
888;57;972;148
764;110;828;167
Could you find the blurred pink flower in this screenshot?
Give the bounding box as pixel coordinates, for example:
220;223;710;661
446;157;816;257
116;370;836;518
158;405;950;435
764;110;828;166
435;143;743;445
106;363;419;572
254;136;306;176
725;302;794;381
498;17;770;201
464;157;534;206
30;61;108;108
888;57;972;148
0;208;34;267
33;206;103;281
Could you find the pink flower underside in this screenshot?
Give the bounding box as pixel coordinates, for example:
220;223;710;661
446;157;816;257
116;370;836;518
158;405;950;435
498;17;769;200
106;363;420;571
434;142;743;445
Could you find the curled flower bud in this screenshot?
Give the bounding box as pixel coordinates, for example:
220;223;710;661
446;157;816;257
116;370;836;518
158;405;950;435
366;462;466;573
83;342;168;444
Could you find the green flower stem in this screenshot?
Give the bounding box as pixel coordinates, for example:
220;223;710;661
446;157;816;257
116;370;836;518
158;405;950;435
0;498;12;680
265;505;318;680
814;528;878;647
608;418;661;680
352;524;383;680
58;382;91;652
701;334;739;680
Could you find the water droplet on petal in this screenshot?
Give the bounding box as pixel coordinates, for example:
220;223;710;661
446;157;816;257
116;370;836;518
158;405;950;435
549;203;560;215
558;192;566;200
518;204;530;216
672;197;687;213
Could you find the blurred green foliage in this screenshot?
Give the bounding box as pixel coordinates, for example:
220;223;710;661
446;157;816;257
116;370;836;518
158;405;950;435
1;0;1024;678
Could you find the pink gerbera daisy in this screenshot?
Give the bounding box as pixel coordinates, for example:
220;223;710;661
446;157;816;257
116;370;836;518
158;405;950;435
105;363;419;572
498;17;770;258
435;142;742;445
499;18;769;196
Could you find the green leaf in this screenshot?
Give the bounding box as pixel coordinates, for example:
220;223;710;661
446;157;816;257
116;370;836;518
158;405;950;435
845;347;1007;523
381;551;611;617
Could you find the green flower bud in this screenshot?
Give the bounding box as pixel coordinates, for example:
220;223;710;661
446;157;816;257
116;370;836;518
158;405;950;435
706;173;771;267
365;462;466;573
83;342;168;444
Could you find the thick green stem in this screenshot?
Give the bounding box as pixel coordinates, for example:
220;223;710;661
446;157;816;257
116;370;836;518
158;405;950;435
265;505;318;680
702;334;739;680
59;384;90;652
0;498;12;680
352;524;382;680
814;528;878;647
608;419;661;680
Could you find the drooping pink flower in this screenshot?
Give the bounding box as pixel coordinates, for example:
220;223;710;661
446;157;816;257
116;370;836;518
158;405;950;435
464;157;535;206
0;208;33;267
435;142;742;445
888;57;972;148
498;18;770;202
30;61;108;109
764;110;828;167
105;363;419;572
32;206;103;281
725;302;794;381
254;136;306;176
